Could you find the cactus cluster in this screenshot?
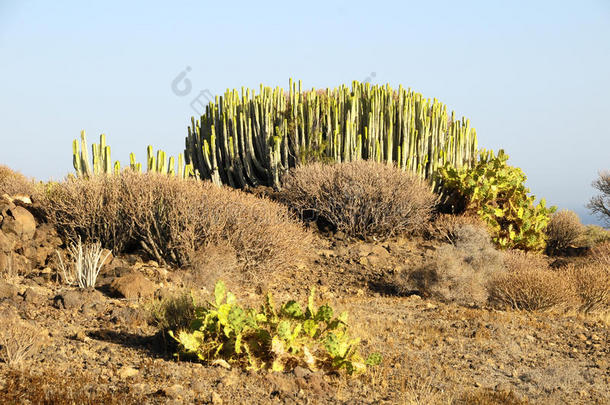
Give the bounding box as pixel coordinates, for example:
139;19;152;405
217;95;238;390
171;281;381;374
437;149;556;251
185;79;479;188
73;131;194;179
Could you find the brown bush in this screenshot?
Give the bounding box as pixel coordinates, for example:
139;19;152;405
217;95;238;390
580;225;610;247
408;224;504;305
280;161;437;238
545;210;584;254
568;263;610;313
427;213;489;243
39;172;310;270
0;165;36;197
488;250;573;311
37;175;130;252
589;241;610;265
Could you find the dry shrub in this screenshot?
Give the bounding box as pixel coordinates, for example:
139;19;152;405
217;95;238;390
589;241;610;265
0;309;45;367
427;213;489;243
39;172;310;270
38;175;129;252
545;209;584;254
280;161;437;238
408;224;504;305
147;292;195;333
0;165;36;197
488;250;572;311
567;263;610;313
580;224;610;247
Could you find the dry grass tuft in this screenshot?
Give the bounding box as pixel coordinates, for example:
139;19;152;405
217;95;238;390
147;292;196;333
488;250;573;311
0;310;45;367
0;165;36;197
456;388;529;405
280;161;437;238
0;367;143;404
545;210;584;254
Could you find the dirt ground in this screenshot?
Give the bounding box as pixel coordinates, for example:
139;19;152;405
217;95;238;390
0;233;608;404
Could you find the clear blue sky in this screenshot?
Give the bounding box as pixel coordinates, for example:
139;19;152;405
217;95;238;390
1;0;609;224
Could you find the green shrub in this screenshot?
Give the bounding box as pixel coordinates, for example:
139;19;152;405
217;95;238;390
171;281;381;375
436;150;555;251
279;161;437;238
581;225;610;247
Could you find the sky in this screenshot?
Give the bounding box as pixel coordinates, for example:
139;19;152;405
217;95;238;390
0;0;609;224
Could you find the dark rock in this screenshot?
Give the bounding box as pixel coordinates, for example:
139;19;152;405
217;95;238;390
0;231;16;253
54;290;85;310
293;366;312;379
110;307;145;326
1;206;36;241
109;273;156;299
22;287;45;305
0;280;19;299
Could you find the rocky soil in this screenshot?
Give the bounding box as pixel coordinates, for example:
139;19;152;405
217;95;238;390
0;199;608;404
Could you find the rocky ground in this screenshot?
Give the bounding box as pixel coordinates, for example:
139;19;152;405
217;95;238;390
0;197;608;404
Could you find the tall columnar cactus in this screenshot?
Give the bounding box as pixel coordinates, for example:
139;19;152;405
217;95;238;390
72;131;194;179
185;80;479;189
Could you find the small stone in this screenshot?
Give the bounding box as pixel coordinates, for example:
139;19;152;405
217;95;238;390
211;391;223;405
54;290;84;310
425;302;437;310
211;359;231;369
164;384;184;399
73;330;90;342
118;366;139;379
293;366;312;379
109;273;156;299
22;287;45;305
0;280;19;299
577;333;587;341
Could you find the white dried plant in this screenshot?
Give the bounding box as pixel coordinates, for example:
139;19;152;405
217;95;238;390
56;237;110;288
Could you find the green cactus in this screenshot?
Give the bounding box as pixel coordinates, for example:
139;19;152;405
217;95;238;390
170;281;381;375
73;131;195;179
185;80;479;189
436;149;556;251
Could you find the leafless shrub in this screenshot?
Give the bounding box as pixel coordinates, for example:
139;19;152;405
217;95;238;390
408;224;504;305
0;311;44;367
488;250;573;311
545;210;584;254
280;161;437;238
567;263;610;313
426;213;489;243
589;241;610;265
40;172;310;270
56;237;110;288
38;175;129;252
588;171;610;225
580;224;610;247
0;165;36;197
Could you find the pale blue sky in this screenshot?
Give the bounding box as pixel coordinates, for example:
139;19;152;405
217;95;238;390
1;1;609;224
